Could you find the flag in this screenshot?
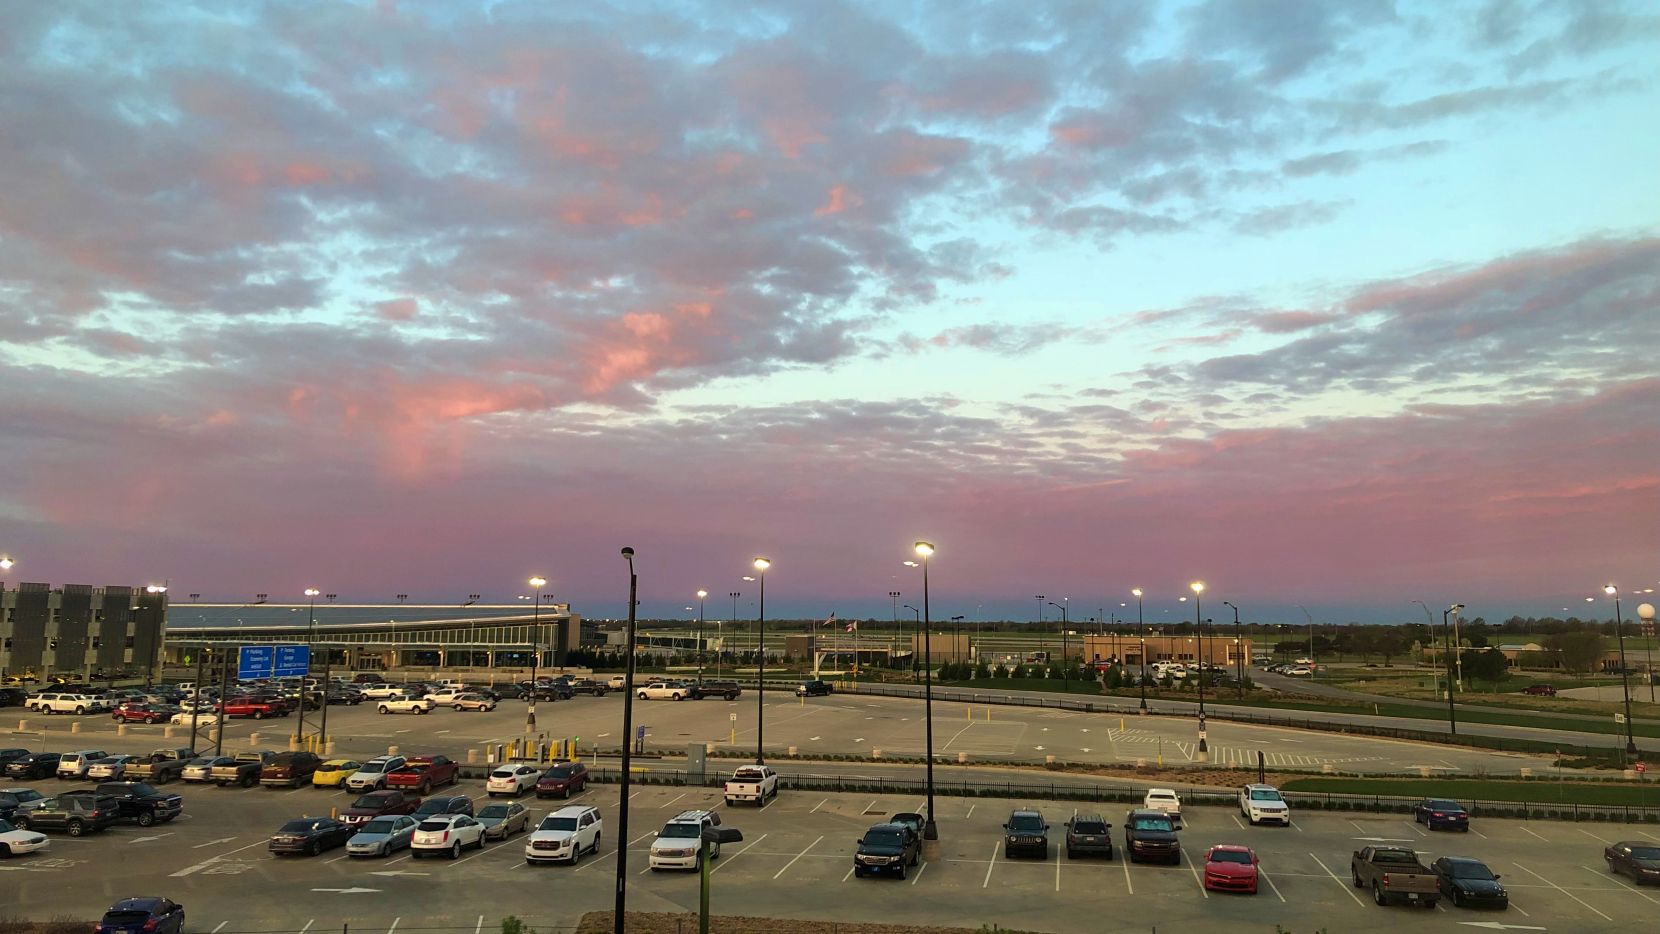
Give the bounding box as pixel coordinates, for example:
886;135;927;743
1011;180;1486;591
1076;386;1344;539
846;620;858;632
821;612;838;627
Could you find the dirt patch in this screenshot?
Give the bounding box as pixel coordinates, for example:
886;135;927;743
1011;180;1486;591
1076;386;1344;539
576;912;1038;934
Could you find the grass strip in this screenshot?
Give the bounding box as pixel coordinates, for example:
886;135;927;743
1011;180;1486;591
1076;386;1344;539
1282;776;1660;807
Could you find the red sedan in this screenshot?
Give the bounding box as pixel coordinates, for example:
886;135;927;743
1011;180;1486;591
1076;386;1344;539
1203;845;1259;894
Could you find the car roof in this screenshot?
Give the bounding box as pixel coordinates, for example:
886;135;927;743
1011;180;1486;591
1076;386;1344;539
550;804;595;816
1439;856;1486;866
1146;788;1178;795
1209;844;1252;853
1071;813;1106;823
1243;783;1277;791
865;822;909;832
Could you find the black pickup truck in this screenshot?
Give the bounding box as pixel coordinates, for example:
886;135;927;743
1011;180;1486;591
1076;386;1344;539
86;782;184;827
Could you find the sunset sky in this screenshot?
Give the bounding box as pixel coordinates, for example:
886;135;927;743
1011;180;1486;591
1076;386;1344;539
2;1;1657;624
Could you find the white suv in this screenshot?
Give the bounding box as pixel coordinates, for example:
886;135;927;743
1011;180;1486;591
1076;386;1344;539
1239;784;1291;826
346;756;407;792
649;810;721;870
35;693;105;715
524;804;602;865
486;764;540;797
56;749;111;779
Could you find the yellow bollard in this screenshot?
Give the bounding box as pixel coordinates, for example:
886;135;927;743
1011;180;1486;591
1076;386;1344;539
1120;718;1124;733
966;707;971;721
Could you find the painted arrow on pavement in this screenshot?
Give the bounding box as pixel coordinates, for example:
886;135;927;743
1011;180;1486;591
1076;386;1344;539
311;888;381;894
368;871;430;877
129;833;175;844
1352;837;1416;843
192;837;237;848
1457;923;1546;931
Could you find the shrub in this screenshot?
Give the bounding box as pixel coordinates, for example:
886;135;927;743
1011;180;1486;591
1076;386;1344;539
993;664;1009;679
976;662;991;679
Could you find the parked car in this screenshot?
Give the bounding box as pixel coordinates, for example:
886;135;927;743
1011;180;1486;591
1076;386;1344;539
488;764;541;797
345;756;408;792
604;675;627;690
411;813;487;859
1432;856;1508;908
1203;845;1260;894
0;689;28;708
33;693;110;715
450;693;497;712
111;704;180;725
170;710;220;727
346;814;418;858
423;690;471;708
85;755;140;782
125;749;195;785
1351;845;1440;907
5;753;60;779
649;809;721;870
636;681;692;701
1521;683;1557;696
1413;798;1470;831
261;752;322;788
341;789;421;826
1002;808;1050;859
413;794;473;818
0;749;31;769
211;752;274;788
12;793;119;835
1238;784;1290;826
358;684;408;699
55;750;111;780
1143;788;1182;820
524;804;603;865
312;759;362;789
269;816;354;856
1063;814;1114;859
536;761;590;799
85;782;183;826
693;680;742;700
795;680;833;697
1124;809;1181;864
1604;840;1660;884
385;755;458;795
376;696;435;715
180;756;233;783
94;897;184;934
722;765;777;806
0;787;46;821
0;817;49;857
853;821;921;878
565;679;608;697
476;801;532;840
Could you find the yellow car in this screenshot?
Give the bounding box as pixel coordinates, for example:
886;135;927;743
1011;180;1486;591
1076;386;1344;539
312;758;362;788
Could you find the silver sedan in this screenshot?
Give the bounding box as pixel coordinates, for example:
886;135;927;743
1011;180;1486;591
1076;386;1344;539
346;815;418;857
475;801;531;840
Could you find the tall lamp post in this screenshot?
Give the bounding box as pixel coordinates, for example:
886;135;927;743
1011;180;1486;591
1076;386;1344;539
615;548;639;934
1035;595;1045;660
526;576;547;731
696;590;708;684
1607;585;1638;762
296;588;319;746
914;541;939;842
889;591;902;669
1132;588;1146;711
1641;602;1658;704
1440;606;1459;736
1190;581;1207;758
1296;604;1316;681
752;557;770;764
1223;601;1242;701
1049;602;1070;688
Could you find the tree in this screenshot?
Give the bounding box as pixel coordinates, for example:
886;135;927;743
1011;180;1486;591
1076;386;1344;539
1461;648;1509;688
1544;630;1604;673
1375;630;1407;665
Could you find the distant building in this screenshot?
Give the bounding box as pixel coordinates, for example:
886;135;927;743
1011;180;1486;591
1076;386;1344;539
1;582;169;681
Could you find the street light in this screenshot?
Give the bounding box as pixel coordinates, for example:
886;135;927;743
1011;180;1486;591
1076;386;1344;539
527;576;547;731
696;590;708;684
1223;601;1242;700
1640;602;1658;704
1132;588;1146;711
752;557;770;764
0;555;13;571
1607;585;1638;762
903;604;920;681
914;541;939;842
1190;581;1207;758
1441;605;1460;736
1048;601;1070;688
297;588;319;746
615;548;639;934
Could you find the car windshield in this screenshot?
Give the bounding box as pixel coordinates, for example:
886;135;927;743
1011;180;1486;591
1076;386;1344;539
1132;816;1173;832
1249;789;1281;801
544;767;574;779
863;830;905;848
660;823;701;838
1008;815;1044;833
1427;800;1463;811
479;805;512;819
280;820;319;832
360;762;389;773
1450;862;1496;879
1211;850;1252;864
1072;821;1106;834
539;816;578;832
360;819;399;834
353;795;388;808
1629;846;1660;859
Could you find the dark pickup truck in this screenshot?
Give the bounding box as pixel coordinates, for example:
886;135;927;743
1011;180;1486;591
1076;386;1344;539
260;752;322;789
126;749;195;785
85;782;183;827
384;755;459;795
1351;846;1440;908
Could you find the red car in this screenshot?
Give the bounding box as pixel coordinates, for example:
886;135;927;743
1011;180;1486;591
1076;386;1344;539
1203;845;1259;894
1522;684;1557;697
534;761;590;799
384;755;459;795
111;704;172;725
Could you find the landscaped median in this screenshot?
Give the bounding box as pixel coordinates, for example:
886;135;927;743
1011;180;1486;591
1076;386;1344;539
1282;775;1660;809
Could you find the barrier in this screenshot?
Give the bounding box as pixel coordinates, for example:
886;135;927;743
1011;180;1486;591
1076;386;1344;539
71;721;82;734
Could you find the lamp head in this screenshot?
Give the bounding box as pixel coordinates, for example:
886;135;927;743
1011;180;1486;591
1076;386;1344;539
1190;581;1205;595
752;556;771;572
528;576;547;589
697;589;708;599
1131;588;1142;598
149;584;170;594
620;547;634;559
1605;584;1618;596
302;588;319;597
1638;603;1656;622
913;541;935;558
903;561;918;568
0;556;13;571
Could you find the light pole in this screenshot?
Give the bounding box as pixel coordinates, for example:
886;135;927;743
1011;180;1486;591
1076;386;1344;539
1191;581;1207;758
1441;605;1459;735
951;616;965;664
1223;601;1242;701
889;590;903;670
696;590;708;684
752;557;770;764
1641;602;1658;704
1296;604;1315;680
1049;602;1070;688
615;548;639;934
1607;585;1638;762
526;576;547;731
1132;588;1146;711
1035;595;1045;659
915;541;938;842
297;588;319;746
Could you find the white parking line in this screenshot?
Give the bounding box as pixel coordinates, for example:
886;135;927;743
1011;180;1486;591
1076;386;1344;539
659;793;687;810
1579;829;1612;844
810;799;828;814
211;923;228;933
1230;814;1245;830
1512;862;1612;921
1307;852;1366;908
387;918;400;934
1055;850;1061;891
1405;821;1428;837
574;831;656;872
1258;868;1286;902
841;864;856;882
170;838;275;876
1181;847;1209;898
982;841;998;888
298;921;314;934
1520;826;1550;841
773;836;823;879
1582;865;1660;905
909;861;927;885
709;833;768;875
474;916;484;934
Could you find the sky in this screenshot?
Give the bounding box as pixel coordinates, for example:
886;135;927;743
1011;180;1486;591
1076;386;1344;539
1;0;1658;625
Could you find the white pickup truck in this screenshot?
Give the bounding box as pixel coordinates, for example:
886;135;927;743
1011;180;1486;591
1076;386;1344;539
722;765;778;806
376;696;435;715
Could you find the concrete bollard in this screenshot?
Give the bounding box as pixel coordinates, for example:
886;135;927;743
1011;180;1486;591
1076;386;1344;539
1136;757;1147;768
16;720;25;732
872;748;882;759
958;751;968;764
163;726;175;739
288;737;301;752
787;746;798;757
1321;763;1335;774
249;732;260;746
388;745;399;757
467;749;479;765
71;721;82;734
117;724;128;736
1417;766;1432;778
325;741;336;756
1624;769;1638;780
1045;754;1056;766
1520;767;1533;778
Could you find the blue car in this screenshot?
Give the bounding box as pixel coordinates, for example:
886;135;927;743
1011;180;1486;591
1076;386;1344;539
95;898;185;934
1414;798;1470;831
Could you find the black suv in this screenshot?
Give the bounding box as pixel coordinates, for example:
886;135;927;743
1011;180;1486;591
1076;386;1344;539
795;680;833;697
694;680;742;700
1064;814;1115;860
1124;808;1180;864
853;821;921;879
1002;808;1050;859
14;792;121;835
413;795;474;818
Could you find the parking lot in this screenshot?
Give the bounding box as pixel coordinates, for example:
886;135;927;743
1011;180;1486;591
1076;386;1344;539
6;761;1659;933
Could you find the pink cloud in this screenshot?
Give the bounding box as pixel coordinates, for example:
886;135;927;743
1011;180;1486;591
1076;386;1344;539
375;298;419;321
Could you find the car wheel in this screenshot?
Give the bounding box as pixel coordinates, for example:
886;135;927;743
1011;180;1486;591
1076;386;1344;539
137;811;155;827
1067;848;1076;859
1004;845;1012;859
570;843;582;865
638;692;648;699
306;841;318;857
75;706;86;715
853;867;864;878
561;786;570;799
897;862;907;879
447;842;460;859
379;706;390;714
67;820;85;837
1373;883;1385;906
380;843;390;858
1352;870;1362;887
1452;890;1462;907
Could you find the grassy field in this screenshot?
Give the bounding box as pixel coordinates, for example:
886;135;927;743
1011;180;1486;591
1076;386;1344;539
1282;776;1660;807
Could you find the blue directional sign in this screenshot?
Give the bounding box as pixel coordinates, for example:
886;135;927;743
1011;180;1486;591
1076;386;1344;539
238;644;310;679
